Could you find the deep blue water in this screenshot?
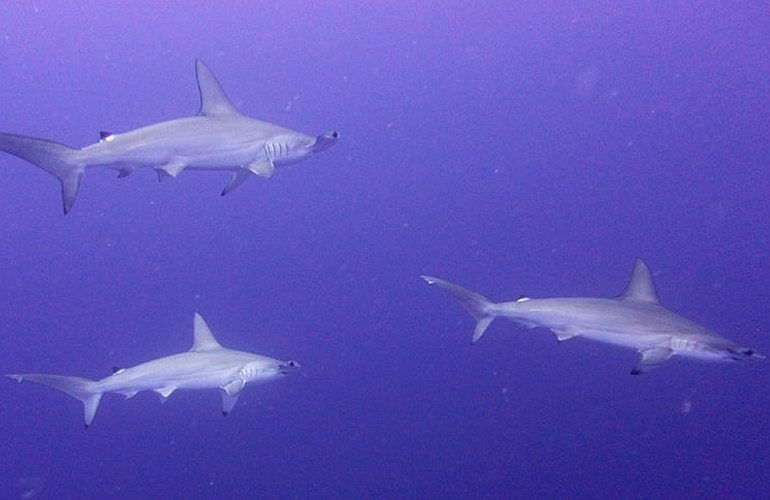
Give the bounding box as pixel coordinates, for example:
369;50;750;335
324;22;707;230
1;2;769;498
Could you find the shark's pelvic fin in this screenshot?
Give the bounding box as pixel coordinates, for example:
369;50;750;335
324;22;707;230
0;133;83;214
631;346;673;375
155;386;177;401
421;275;496;343
553;329;578;342
190;313;224;352
195;60;241;117
221;170;251;196
620;259;659;304
6;373;102;427
114;166;134;178
158;160;187;179
248;159;275;178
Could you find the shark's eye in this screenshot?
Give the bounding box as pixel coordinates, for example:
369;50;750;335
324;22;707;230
287;360;298;368
330;131;339;139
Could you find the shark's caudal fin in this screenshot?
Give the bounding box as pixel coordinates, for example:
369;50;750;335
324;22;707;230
0;133;83;214
421;275;497;342
6;373;102;428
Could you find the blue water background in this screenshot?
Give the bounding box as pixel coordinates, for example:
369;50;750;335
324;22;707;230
0;2;769;498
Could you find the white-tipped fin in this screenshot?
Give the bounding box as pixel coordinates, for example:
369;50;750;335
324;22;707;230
619;259;659;304
195;60;240;117
190;313;224;352
421;275;497;343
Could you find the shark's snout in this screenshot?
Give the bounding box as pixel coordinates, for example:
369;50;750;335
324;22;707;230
312;130;339;153
279;360;301;374
727;347;765;361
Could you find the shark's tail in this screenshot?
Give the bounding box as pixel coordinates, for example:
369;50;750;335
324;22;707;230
7;373;102;428
0;133;83;214
421;275;497;342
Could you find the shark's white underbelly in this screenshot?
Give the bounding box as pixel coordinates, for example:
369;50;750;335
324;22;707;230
577;328;669;350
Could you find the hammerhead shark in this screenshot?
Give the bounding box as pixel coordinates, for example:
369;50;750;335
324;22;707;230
7;313;300;427
0;60;338;213
422;260;764;374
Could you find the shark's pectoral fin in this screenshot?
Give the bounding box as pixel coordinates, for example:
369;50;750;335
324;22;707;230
221;392;241;416
221;170;251;196
221;379;246;416
222;379;245;397
155;386;177;402
155;160;187;181
248;159;275;178
631;347;673;375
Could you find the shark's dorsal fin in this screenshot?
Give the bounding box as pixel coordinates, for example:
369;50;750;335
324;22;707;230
191;313;224;352
619;259;659;304
195;59;240;117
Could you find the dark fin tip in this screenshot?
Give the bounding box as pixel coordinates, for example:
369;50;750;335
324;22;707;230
222;411;229;417
84;424;89;431
630;369;641;375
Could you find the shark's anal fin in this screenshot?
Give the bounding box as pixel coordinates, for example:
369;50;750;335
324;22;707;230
248;159;275;178
221;170;251;196
221;379;246;415
631;347;673;375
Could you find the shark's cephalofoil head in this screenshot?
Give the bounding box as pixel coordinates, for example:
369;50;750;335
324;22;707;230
266;132;334;166
240;359;301;383
278;360;301;375
725;346;766;362
311;130;339;153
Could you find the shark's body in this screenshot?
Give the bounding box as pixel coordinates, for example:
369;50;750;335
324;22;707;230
0;60;338;213
422;260;764;374
7;313;299;427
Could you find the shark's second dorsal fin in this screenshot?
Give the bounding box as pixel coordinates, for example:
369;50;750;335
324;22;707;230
619;259;659;304
195;59;240;117
191;313;224;352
